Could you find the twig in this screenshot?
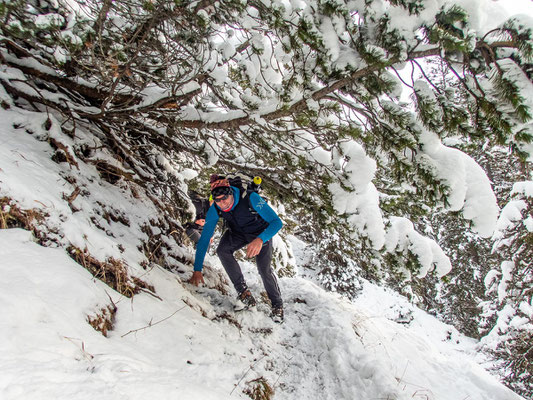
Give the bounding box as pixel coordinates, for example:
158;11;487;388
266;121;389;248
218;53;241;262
397;360;409;386
121;305;186;337
412;59;442;95
230;355;266;395
138;287;163;301
105;289;120;307
273;355;294;389
63;336;94;361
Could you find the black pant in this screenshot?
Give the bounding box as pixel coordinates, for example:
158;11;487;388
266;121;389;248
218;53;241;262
185;222;203;244
216;230;282;308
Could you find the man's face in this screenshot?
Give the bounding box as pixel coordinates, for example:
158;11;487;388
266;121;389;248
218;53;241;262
214;192;234;211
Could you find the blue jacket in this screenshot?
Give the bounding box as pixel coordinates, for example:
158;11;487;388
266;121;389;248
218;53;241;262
193;187;283;272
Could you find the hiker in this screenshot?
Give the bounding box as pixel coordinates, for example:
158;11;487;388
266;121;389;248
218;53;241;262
189;174;284;322
184;191;211;244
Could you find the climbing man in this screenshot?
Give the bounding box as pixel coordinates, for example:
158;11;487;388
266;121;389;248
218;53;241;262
189;174;284;323
183;190;211;244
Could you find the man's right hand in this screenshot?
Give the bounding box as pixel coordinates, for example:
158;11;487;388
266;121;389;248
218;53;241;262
189;271;205;286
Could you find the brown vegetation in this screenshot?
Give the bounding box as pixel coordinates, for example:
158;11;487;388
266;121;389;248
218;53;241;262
87;303;117;337
67;246;154;298
244;377;274;400
0;197;46;239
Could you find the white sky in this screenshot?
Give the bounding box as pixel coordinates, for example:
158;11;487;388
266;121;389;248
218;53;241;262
490;0;533;23
499;0;533;16
453;0;533;31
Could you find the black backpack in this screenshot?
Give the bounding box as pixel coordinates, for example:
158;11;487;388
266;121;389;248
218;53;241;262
189;190;210;220
225;172;262;198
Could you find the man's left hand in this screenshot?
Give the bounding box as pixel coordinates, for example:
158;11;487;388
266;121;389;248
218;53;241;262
246;238;263;258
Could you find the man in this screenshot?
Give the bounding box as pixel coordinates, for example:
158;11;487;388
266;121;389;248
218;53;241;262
184;191;211;244
189;174;284;322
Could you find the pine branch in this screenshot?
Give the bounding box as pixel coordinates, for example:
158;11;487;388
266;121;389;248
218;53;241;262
1;38;140;107
173;40;518;130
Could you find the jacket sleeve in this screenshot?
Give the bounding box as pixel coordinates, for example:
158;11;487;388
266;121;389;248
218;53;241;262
193;204;219;272
249;192;283;243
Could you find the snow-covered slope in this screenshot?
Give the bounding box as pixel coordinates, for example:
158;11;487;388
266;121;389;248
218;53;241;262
0;228;524;400
0;108;524;399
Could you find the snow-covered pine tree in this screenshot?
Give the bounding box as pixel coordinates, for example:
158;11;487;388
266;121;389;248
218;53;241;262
378;56;528;339
482;181;533;397
1;0;532;392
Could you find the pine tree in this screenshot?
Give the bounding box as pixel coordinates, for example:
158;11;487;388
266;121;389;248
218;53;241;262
482;181;533;397
1;1;532;392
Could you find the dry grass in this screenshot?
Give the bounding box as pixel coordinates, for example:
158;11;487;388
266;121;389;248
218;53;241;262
244;377;274;400
0;197;46;230
182;297;208;318
213;311;242;330
68;246;154;298
48;137;79;168
209;267;230;296
0;197;47;244
87;159;133;184
139;221;181;267
87;303;117;337
247;327;273;336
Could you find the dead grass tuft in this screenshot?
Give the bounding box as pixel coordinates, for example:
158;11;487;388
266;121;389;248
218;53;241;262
68;246;154;298
87;303;117;337
88;159;133;184
132;276;156;293
48;137;79;168
247;327;273;336
210;270;230;296
244;377;274;400
213;311;242;330
0;197;46;233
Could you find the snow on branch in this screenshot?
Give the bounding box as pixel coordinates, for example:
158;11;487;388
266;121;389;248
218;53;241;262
418;130;499;238
385;216;452;278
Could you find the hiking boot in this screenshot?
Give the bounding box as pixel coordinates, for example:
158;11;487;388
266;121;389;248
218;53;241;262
234;289;256;311
271;305;284;323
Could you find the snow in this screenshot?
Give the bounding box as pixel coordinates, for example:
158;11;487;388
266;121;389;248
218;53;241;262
0;107;525;400
457;0;533;30
519;300;533;319
525;215;533;232
329;140;386;249
498;260;515;302
418;130;499;238
492;181;532;247
33;13;65;29
320;16;341;62
0;0;530;397
512;180;533;197
0;229;236;400
385;216;452;278
484;269;500;292
0;228;524;400
495;199;528;234
382;0;533;37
